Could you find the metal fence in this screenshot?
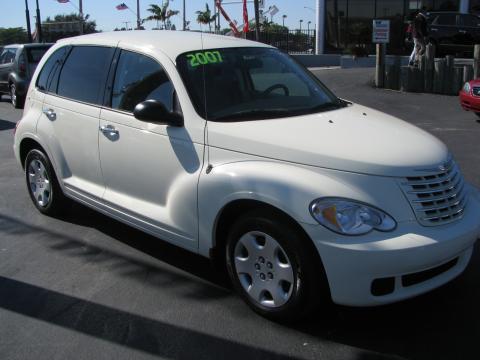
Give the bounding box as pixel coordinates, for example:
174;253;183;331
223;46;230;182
246;29;316;54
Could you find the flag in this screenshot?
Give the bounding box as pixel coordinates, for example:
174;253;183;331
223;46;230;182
243;0;249;33
57;0;69;3
116;3;128;10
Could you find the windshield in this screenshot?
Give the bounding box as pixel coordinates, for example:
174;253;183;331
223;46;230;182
176;47;344;122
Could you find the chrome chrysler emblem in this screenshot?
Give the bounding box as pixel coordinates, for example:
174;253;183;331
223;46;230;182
438;164;447;171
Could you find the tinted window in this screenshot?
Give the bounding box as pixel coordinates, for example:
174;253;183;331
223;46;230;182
57;46;114;105
26;47;50;63
433;14;457;25
459;15;480;27
111;50;175;113
0;49;16;64
37;47;69;92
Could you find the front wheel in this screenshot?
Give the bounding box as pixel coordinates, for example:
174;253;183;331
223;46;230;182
25;149;69;216
226;209;330;322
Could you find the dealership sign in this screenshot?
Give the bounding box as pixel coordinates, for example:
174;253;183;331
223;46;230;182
372;20;390;43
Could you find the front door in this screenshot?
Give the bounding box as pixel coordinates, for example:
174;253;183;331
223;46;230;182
99;49;203;250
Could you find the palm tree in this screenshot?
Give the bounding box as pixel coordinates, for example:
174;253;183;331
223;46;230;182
145;1;179;30
196;3;217;32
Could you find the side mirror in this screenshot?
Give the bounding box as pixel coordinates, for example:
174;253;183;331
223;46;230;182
133;99;184;127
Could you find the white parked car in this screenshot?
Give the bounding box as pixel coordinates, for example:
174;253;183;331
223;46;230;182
13;31;480;321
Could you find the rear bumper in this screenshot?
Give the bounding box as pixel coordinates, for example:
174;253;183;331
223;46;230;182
302;184;480;306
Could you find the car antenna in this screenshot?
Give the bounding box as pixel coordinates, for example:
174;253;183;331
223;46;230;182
199;30;213;174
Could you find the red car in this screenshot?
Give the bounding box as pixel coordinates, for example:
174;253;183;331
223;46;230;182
459;79;480;117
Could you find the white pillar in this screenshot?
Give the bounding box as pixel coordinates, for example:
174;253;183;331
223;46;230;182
315;0;325;54
459;0;469;14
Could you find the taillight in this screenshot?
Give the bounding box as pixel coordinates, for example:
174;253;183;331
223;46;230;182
19;56;27;74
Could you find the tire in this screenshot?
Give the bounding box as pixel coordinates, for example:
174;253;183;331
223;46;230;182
225;209;330;322
10;83;24;109
25;149;69;216
475;112;480;118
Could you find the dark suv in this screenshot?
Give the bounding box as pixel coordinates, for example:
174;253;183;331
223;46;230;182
0;44;52;108
406;12;480;56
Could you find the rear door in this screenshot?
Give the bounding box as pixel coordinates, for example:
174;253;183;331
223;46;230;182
0;47;16;93
38;45;115;202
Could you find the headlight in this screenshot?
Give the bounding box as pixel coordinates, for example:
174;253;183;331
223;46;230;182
310;198;396;235
463;82;471;94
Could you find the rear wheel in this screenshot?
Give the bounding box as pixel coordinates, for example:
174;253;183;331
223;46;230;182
10;83;24;109
226;209;330;322
25;149;69;216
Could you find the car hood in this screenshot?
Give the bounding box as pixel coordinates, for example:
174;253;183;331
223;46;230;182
207;103;449;177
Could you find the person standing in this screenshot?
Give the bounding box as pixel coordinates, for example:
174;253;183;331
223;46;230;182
409;10;428;66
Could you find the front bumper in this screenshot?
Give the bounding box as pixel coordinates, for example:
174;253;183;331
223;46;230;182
303;184;480;306
459;91;480;113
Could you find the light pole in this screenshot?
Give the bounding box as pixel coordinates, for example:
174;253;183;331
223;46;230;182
282;14;287;28
307;20;311;32
24;0;33;43
299;19;303;31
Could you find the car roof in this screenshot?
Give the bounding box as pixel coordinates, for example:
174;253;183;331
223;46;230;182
56;30;272;61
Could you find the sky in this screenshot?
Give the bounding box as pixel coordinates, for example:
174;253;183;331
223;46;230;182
1;0;318;32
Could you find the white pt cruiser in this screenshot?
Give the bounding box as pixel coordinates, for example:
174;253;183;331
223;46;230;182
13;31;480;321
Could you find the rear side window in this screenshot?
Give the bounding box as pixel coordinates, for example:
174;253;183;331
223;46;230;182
111;50;175;113
57;46;114;105
37;47;69;92
26;47;50;63
433;14;457;26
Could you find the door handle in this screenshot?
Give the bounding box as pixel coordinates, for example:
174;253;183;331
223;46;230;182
42;108;56;121
459;30;467;33
99;124;119;136
430;28;438;32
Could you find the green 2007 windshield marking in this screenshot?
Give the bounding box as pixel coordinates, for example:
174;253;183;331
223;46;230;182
187;51;223;67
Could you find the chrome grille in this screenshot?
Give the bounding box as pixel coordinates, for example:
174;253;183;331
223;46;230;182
400;160;468;226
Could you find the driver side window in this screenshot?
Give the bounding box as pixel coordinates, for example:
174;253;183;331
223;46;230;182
111;50;175;113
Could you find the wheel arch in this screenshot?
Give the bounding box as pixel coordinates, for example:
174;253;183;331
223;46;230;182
210;198;322;271
19;137;48;169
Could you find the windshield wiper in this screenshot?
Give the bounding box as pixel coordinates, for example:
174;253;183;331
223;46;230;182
308;101;345;113
213;109;292;122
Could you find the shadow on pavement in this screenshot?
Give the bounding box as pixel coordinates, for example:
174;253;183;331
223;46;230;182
1;209;479;360
0;276;298;360
0;118;16;131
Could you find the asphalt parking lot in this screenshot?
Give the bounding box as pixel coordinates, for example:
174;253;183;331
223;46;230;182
0;68;479;360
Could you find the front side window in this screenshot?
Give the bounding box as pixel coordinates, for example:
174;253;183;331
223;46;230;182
111;50;175;113
57;46;114;105
177;47;343;122
459;15;480;27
